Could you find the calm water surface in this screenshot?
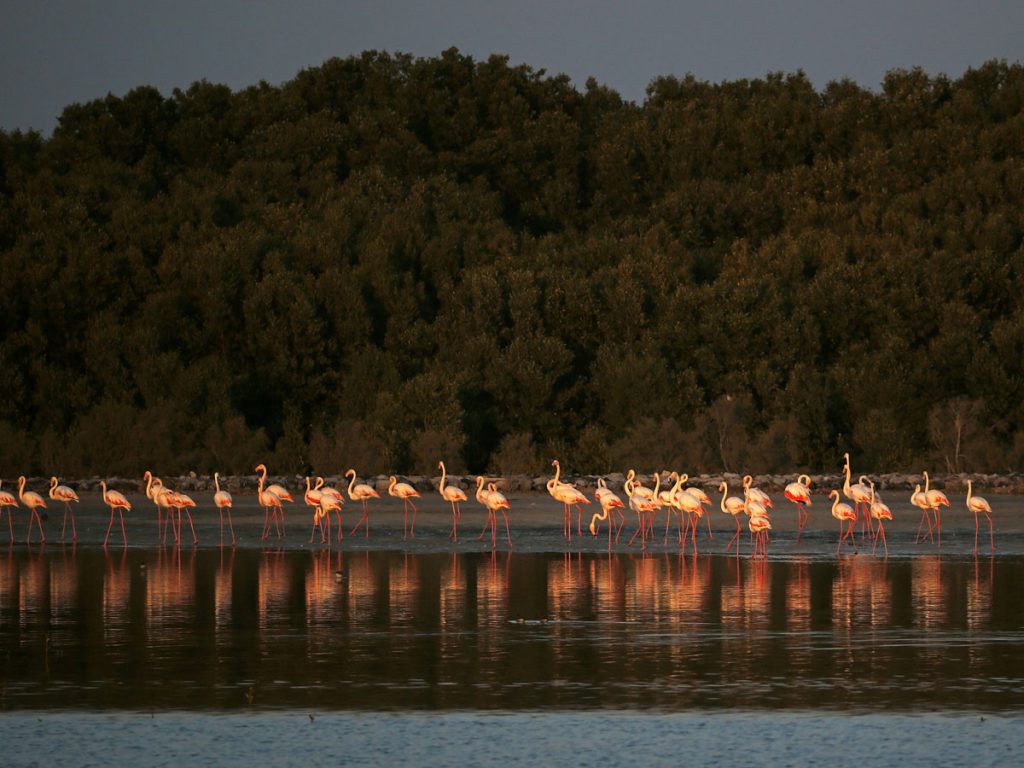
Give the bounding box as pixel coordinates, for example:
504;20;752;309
2;548;1023;713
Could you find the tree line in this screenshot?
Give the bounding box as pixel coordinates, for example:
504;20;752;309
1;49;1023;477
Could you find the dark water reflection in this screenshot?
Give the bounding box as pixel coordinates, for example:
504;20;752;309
2;548;1022;712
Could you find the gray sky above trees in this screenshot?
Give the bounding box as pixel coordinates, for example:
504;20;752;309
2;0;1022;134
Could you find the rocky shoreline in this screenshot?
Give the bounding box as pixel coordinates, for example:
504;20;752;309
14;470;1024;496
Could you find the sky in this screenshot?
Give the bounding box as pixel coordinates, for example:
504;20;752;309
2;0;1023;134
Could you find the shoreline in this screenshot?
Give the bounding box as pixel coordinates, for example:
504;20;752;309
10;469;1024;496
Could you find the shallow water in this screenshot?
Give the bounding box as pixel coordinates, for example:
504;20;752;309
2;494;1024;764
2;548;1022;712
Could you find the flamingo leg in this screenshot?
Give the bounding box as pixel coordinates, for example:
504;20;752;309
103;508;115;547
60;504;68;542
227;508;236;545
410;499;418;537
501;509;512;547
119;508;127;546
705;513;714;539
576;505;582;537
915;509;932;544
334;510;343;541
5;508;13;543
184;510;198;545
986;510;995;552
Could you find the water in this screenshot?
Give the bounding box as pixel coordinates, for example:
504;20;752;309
1;492;1023;764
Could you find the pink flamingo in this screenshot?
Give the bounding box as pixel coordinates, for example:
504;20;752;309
319;479;345;541
749;508;772;558
439;461;468;542
548;460;591;539
0;480;19;543
625;471;659;550
17;476;46;544
213;472;236;546
143;471;168;541
742;475;773;509
347;469;379;538
911;484;932;543
151;478;177;543
842;454;873;537
480;481;512;549
868;481;893;556
101;481;131;547
257;468;284;541
684;483;714;538
588;480;625;551
311;494;342;544
671;474;704;549
784;474;812;540
966;479;994;553
594;478;626;542
171;491;199;545
389;475;421;539
256;464;292;537
829;489;857;556
719;480;746;552
922;471;949;546
48;476;80;542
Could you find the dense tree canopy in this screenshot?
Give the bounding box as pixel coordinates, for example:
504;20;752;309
2;50;1023;477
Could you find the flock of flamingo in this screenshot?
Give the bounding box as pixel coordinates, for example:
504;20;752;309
0;453;997;555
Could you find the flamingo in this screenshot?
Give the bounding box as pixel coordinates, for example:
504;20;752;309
784;474;812;540
748;507;772;558
143;471;168;541
255;464;292;537
657;470;680;541
480;481;512;548
742;483;770;557
684;483;714;539
625;471;659;550
589;480;625;551
742;475;773;508
388;475;421;539
718;481;746;552
17;476;46;544
868;481;893;556
842;454;873;537
593;478;626;541
149;477;176;543
304;475;324;519
320;480;346;541
911;484;932;543
829;489;858;556
256;468;284;541
475;476;494;541
0;480;19;543
966;479;994;553
922;471;950;546
548;460;591;540
671;475;705;549
311;494;342;544
48;476;80;542
439;461;468;542
170;490;198;545
101;480;131;547
346;469;379;538
213;472;236;546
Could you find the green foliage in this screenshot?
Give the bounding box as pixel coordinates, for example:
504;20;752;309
2;52;1024;474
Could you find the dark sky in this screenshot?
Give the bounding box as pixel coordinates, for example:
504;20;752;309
2;0;1022;134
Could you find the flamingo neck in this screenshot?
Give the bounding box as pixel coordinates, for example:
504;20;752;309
830;491;839;514
347;470;357;495
966;480;973;502
720;482;728;513
439;462;447;492
843;459;852;494
388;476;397;493
215;473;222;493
923;471;930;494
